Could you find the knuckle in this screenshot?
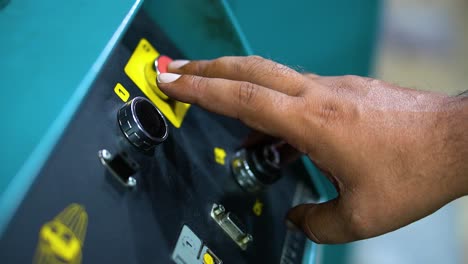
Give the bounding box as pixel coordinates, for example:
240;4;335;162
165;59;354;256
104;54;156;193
364;77;384;89
216;56;231;62
206;56;237;76
341;75;360;83
341;75;379;91
186;75;206;103
244;56;299;83
317;100;342;128
288;98;312;152
192;60;206;75
302;209;328;244
328;75;357;94
346;208;373;241
199;57;222;76
303;222;324;244
245;55;266;71
336;75;382;95
247;55;264;61
211;56;229;68
269;62;295;77
304;73;319;80
237;82;258;107
247;55;264;62
221;56;243;75
233;59;243;74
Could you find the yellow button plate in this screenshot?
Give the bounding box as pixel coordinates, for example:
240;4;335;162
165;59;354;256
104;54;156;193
124;38;190;128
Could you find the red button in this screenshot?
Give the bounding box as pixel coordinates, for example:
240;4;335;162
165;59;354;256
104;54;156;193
156;55;172;74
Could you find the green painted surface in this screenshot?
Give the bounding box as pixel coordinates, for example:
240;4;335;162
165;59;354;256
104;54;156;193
144;0;251;59
0;0;141;232
225;0;381;76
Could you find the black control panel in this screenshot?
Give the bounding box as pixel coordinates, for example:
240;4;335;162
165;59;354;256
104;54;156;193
0;11;319;264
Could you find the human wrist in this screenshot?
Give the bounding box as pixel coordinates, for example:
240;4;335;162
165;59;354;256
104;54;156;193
441;95;468;197
458;96;468;195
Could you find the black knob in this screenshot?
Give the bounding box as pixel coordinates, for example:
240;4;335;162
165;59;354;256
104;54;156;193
231;141;300;193
248;145;282;185
118;97;168;151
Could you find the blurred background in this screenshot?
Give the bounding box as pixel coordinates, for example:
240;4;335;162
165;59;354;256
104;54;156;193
350;0;468;263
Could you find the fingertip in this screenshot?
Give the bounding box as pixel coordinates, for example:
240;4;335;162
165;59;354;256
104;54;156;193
286;204;325;244
157;73;181;84
287;204;336;244
285;219;300;231
286;204;307;232
168;60;190;71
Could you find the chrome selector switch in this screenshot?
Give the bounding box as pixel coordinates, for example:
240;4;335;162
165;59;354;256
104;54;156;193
231;141;297;193
118;97;168;151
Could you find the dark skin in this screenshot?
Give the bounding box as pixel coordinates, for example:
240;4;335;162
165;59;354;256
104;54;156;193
156;56;468;244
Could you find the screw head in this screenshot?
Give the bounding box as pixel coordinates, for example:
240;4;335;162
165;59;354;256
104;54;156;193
127;177;137;187
213;205;225;216
241;235;253;245
102;149;111;160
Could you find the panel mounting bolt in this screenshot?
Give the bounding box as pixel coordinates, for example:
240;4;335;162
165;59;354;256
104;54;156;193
213;205;225;216
240;235;253;245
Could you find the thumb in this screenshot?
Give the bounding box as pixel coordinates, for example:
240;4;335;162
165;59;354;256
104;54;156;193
287;199;357;244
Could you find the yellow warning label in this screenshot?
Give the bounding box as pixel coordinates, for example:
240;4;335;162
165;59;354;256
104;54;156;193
114;83;130;102
252;199;263;217
124;38;190;128
214;147;227;165
33;204;88;264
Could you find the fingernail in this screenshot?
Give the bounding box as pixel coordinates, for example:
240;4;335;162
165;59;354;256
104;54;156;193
157;73;181;83
168;60;190;70
285;220;300;231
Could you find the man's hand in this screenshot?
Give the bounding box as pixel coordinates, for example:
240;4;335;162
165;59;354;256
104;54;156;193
157;56;468;244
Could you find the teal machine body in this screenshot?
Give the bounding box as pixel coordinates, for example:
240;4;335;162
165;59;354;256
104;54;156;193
0;0;380;263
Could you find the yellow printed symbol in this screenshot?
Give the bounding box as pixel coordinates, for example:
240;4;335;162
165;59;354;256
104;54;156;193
124;38;190;128
252;199;263;217
34;204;88;264
214;147;227;165
203;253;214;264
114;83;130;102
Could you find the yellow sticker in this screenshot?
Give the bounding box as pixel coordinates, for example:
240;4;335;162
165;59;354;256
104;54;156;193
33;204;88;264
214;147;227;165
252;199;263;217
114;83;130;102
124;38;190;128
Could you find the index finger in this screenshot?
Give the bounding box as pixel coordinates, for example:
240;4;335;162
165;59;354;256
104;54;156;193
157;73;301;139
167;56;307;96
